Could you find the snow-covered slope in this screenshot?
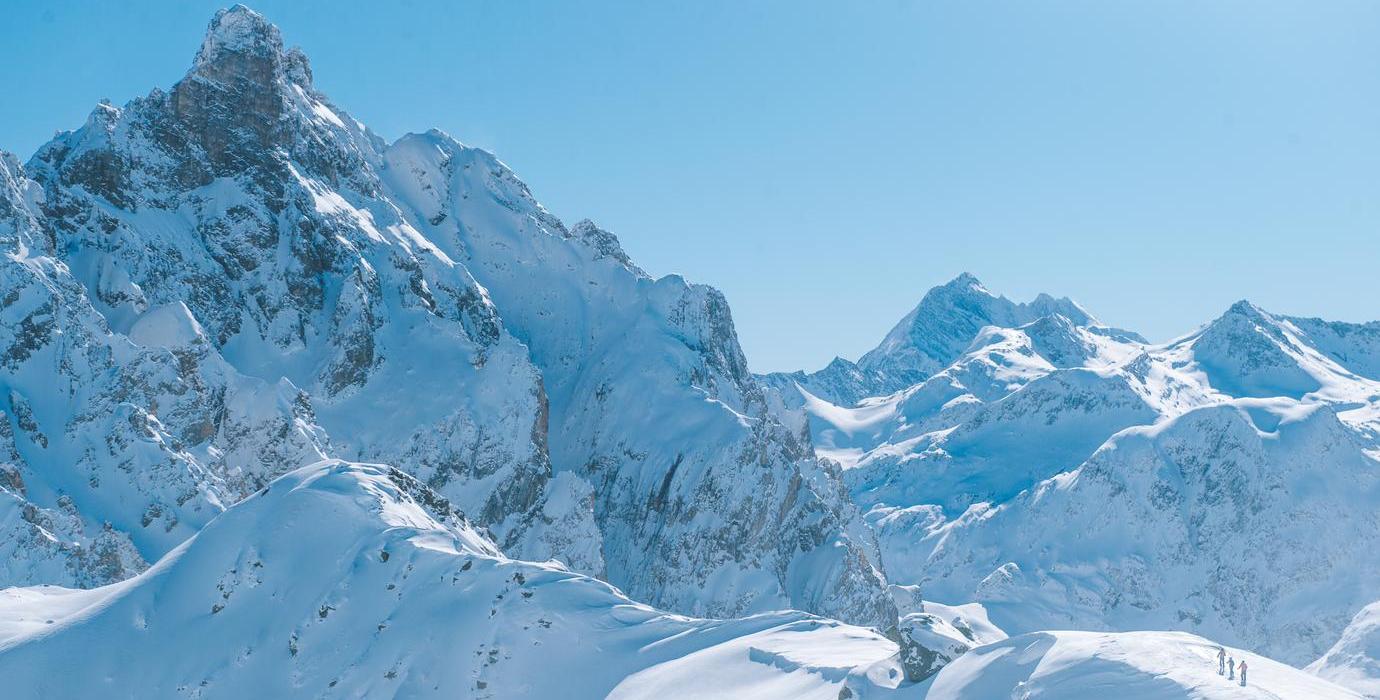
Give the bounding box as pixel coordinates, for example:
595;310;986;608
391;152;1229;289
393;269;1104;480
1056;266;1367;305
1;460;1343;698
915;399;1380;665
1;150;329;588
5;5;1377;695
776;275;1380;666
0;460;914;699
921;631;1360;699
1312;601;1380;698
379;131;896;630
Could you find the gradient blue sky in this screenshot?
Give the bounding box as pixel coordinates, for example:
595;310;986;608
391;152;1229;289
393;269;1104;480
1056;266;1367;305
3;1;1378;372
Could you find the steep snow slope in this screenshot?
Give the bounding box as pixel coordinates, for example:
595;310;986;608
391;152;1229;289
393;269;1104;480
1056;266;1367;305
920;631;1360;699
380;130;898;632
1311;601;1380;698
913;400;1380;665
0;461;914;699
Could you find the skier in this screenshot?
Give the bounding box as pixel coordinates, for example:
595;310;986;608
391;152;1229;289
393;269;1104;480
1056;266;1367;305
1217;647;1225;675
1239;659;1248;686
1227;657;1235;680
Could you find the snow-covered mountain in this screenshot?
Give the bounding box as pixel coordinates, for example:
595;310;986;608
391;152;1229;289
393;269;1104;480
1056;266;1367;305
760;273;1132;407
774;273;1380;669
2;4;1375;696
0;2;907;664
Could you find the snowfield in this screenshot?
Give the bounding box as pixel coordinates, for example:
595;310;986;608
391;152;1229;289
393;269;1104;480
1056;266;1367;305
0;461;913;699
920;631;1361;700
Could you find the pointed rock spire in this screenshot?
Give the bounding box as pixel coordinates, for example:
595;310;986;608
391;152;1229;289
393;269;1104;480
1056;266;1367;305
171;5;308;175
193;5;284;71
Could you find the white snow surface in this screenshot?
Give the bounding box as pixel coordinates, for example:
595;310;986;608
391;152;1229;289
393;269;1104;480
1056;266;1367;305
0;460;912;699
920;630;1360;699
775;275;1380;666
1311;601;1380;698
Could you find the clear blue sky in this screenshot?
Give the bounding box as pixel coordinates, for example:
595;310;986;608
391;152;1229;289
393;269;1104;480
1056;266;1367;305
3;1;1378;372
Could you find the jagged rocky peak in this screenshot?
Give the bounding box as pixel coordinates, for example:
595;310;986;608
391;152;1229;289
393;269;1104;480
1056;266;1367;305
194;5;288;69
569;218;642;273
171;5;357;181
855;272;1098;392
1189;299;1324;398
757;274;1110;408
1018;313;1094;368
184;4;312;99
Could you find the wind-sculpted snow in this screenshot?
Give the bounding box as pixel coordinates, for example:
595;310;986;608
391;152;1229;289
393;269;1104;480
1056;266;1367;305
0;461;915;699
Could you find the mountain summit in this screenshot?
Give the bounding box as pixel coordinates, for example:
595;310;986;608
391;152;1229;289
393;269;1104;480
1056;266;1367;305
5;2;911;664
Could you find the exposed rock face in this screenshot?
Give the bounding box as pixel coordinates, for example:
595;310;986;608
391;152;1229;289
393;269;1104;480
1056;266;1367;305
19;6;578;579
0;152;330;587
0;5;909;662
381;130;901;636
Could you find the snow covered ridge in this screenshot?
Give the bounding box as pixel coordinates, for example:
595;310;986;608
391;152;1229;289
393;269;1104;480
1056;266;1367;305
770;271;1380;685
0;461;912;698
918;630;1361;699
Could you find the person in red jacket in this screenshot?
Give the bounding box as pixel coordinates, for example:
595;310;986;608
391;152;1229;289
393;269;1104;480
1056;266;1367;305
1239;658;1248;686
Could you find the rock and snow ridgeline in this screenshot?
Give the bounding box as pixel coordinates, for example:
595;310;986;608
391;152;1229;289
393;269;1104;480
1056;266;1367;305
769;276;1380;694
1;5;1378;698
